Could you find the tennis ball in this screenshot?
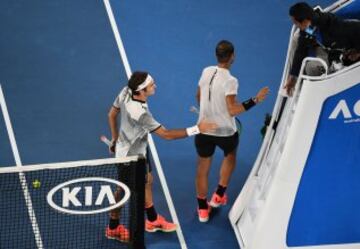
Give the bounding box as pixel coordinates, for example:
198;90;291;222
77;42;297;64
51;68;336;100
32;179;41;189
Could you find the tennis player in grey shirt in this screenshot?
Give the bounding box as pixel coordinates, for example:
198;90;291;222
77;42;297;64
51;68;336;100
105;71;217;242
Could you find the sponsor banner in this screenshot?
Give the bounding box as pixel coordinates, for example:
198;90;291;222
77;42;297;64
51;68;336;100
47;177;130;215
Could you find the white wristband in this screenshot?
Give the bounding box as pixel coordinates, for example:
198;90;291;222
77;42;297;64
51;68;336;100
186;125;200;136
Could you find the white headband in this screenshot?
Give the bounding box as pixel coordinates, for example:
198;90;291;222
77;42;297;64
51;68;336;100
136;74;154;91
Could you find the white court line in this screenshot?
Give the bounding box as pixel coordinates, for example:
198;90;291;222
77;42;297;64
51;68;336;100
0;84;44;249
102;2;188;249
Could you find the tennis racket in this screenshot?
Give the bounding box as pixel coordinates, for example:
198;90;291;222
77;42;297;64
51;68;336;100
189;105;242;136
100;135;112;146
100;135;117;154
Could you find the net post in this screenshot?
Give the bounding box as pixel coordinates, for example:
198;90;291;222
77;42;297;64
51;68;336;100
131;156;146;249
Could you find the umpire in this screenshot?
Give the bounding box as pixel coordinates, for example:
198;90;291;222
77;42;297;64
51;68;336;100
285;2;360;96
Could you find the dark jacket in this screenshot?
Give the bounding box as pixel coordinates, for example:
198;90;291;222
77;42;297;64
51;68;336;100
290;10;360;77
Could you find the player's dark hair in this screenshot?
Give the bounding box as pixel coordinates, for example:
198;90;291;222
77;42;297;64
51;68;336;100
289;2;314;22
128;71;148;95
216;40;234;63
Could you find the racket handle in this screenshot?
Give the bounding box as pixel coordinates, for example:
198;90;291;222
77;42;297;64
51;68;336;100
235;117;242;135
189;106;199;114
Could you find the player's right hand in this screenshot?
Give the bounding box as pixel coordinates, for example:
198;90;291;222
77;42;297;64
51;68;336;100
198;120;218;133
109;139;116;154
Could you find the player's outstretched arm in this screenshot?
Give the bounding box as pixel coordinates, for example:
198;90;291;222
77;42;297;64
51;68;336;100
153;120;217;140
226;86;269;116
226;95;246;116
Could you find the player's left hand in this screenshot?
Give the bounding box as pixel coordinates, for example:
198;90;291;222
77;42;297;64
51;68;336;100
198;120;218;133
256;86;270;103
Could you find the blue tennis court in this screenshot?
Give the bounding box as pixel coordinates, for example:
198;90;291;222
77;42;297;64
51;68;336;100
0;0;335;248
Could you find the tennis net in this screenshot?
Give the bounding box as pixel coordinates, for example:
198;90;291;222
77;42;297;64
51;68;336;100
0;156;146;249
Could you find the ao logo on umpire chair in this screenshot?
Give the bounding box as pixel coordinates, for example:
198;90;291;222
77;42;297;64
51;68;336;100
47;177;130;215
328;99;360;122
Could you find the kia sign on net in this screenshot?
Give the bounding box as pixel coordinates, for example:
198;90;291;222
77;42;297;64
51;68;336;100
47;177;130;215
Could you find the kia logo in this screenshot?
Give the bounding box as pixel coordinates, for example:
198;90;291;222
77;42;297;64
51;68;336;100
47;177;130;215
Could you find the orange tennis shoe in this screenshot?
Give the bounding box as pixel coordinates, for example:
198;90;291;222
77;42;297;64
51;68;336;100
197;205;211;222
145;215;177;232
209;193;228;208
105;224;130;242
